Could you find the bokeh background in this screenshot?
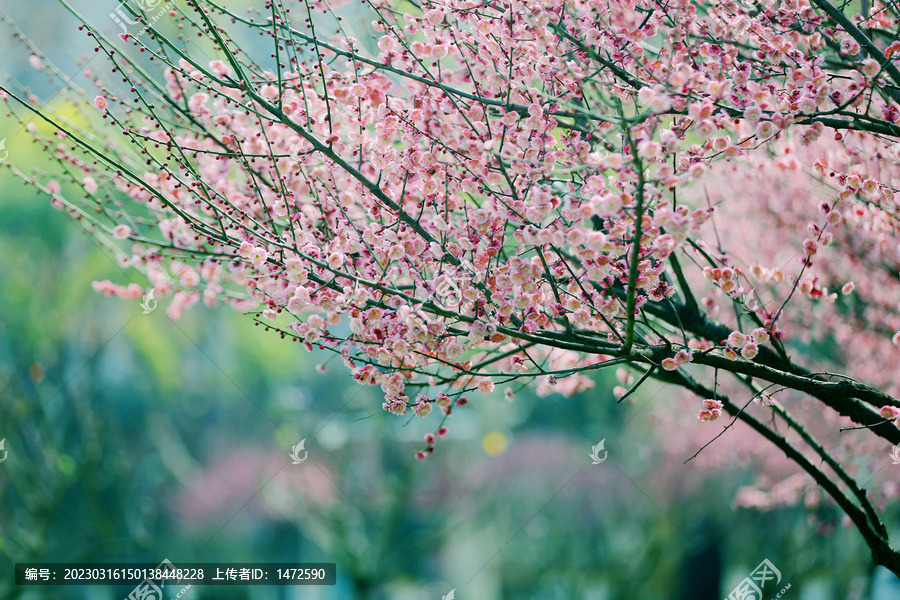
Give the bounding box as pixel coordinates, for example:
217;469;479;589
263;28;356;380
2;1;900;598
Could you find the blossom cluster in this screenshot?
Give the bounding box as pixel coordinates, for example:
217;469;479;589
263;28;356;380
6;0;900;477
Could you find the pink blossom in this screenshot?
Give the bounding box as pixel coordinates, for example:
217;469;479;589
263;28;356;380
638;140;662;159
382;399;408;416
249;247;268;267
413;399;433;418
112;225;131;240
727;331;748;349
698;409;722;421
82;177;98;194
478;379;495;394
116;283;142;301
880;406;900;420
756;121;777;138
751;328;770;345
327;252;344;270
840;39;860;55
674;349;693;365
179;268;200;288
695;120;715;138
91;280;117;296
